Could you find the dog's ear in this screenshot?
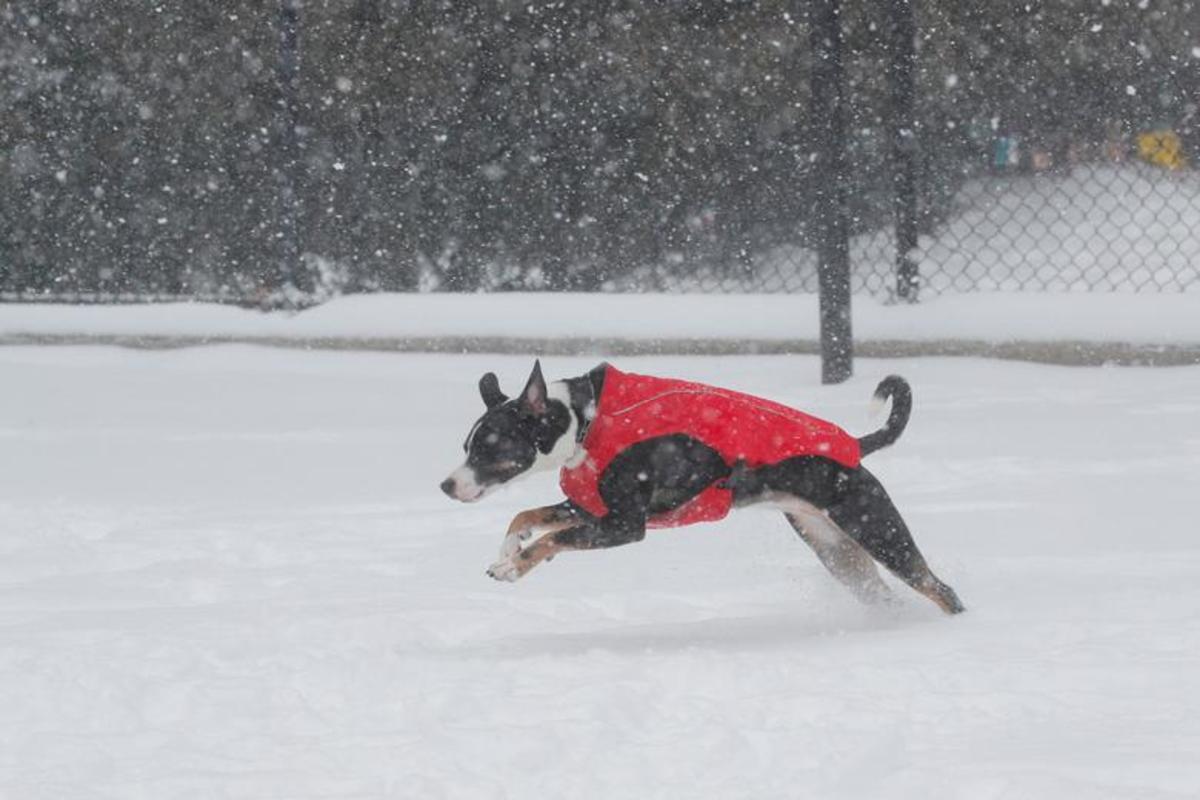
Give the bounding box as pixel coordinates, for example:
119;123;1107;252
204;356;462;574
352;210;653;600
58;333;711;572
518;359;548;415
479;372;508;409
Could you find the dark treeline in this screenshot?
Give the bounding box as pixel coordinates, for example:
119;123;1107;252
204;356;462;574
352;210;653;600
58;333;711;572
1;1;1196;299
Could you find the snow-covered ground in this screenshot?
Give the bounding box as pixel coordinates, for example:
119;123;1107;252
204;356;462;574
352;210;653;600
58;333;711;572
2;346;1199;798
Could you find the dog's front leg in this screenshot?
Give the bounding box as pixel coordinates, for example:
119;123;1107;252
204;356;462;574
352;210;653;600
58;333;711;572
499;501;581;558
488;530;576;582
488;512;646;582
490;458;654;583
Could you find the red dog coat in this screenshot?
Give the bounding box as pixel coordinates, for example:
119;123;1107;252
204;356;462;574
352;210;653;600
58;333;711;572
559;365;861;528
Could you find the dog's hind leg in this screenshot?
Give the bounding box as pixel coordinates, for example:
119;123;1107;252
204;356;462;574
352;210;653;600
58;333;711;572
783;509;895;606
826;469;965;615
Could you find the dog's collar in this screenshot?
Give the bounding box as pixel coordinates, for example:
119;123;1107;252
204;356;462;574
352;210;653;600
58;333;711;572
574;378;597;444
569;365;606;445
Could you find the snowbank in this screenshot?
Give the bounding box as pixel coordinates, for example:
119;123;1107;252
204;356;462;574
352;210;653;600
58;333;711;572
2;291;1200;347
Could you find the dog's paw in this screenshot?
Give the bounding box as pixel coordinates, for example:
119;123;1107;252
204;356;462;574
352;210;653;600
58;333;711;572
486;555;524;582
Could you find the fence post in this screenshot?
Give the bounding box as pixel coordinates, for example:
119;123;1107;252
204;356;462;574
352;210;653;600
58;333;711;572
809;0;853;384
889;0;920;301
276;0;308;302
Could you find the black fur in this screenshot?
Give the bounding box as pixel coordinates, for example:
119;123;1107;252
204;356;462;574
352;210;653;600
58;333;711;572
478;372;507;408
602;434;731;517
456;361;573;489
729;457;964;613
859;375;912;457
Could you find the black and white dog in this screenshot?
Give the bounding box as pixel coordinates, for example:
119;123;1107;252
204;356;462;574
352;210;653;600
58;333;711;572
441;362;964;614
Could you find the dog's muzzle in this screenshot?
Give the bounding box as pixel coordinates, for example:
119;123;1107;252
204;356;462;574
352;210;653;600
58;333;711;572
440;466;485;502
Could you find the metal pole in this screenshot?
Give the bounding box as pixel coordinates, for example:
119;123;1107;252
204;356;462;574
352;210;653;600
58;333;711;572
889;0;920;301
809;0;853;384
277;0;307;301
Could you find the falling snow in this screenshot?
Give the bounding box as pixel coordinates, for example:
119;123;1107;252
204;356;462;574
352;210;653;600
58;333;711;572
2;4;1200;794
1;3;1196;298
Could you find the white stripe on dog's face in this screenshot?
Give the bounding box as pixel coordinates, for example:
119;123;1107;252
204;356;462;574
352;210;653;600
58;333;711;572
464;418;484;452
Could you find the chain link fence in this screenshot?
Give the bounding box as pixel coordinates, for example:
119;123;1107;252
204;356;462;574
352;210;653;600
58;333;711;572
915;162;1200;294
2;1;1198;305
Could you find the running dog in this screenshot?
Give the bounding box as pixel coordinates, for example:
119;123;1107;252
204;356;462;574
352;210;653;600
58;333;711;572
441;361;964;614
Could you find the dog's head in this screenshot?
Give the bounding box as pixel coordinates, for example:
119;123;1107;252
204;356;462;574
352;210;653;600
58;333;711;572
440;360;574;502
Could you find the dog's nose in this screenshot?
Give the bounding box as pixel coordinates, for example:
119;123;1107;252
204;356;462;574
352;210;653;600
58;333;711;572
440;477;456;497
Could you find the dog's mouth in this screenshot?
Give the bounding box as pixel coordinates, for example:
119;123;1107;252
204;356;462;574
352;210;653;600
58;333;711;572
453;485;485;503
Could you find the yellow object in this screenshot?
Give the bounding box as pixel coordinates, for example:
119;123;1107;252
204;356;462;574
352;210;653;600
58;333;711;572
1136;130;1187;170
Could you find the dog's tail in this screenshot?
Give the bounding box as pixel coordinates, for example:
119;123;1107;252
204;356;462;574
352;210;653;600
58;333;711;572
858;375;912;457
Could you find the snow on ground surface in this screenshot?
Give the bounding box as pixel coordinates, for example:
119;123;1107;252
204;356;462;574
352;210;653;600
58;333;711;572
2;346;1199;798
3;290;1200;345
